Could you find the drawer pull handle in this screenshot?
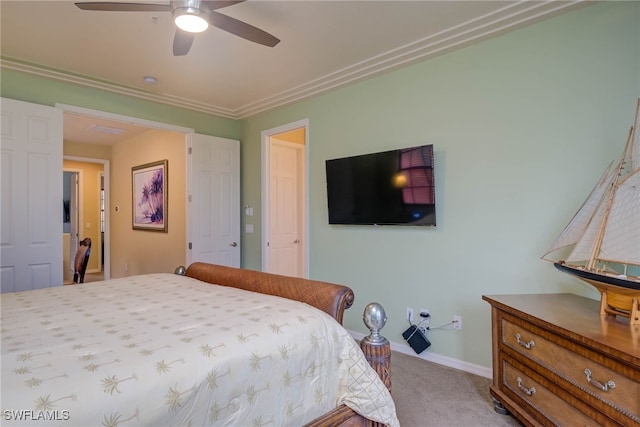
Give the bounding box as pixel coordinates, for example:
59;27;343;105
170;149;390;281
515;333;535;349
584;369;615;392
517;377;536;396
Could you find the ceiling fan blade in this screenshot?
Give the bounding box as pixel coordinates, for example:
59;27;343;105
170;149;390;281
75;2;171;12
209;10;280;47
173;29;195;56
202;1;246;11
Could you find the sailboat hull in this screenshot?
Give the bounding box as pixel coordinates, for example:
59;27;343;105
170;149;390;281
554;262;640;292
554;262;640;325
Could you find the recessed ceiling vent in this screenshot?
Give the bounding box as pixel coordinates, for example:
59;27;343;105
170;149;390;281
89;124;126;135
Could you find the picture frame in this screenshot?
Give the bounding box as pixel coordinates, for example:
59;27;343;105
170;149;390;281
132;160;168;232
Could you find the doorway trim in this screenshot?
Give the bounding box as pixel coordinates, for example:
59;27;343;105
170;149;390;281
57;104;193;135
261;119;309;277
56;103;194;279
63;157;108;278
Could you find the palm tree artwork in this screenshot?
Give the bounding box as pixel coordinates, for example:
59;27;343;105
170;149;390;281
132;160;168;231
140;170;163;223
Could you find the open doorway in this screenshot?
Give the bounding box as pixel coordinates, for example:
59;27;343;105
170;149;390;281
261;119;309;278
58;103;198;279
63;158;107;282
63;171;79;282
61;105;153;282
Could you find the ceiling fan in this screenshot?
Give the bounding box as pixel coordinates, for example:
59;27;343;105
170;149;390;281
74;1;280;56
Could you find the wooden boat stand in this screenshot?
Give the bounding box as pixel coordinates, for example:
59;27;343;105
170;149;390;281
597;287;640;325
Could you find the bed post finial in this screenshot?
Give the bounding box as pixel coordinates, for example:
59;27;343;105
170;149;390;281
362;302;387;345
174;265;186;276
361;303;391;398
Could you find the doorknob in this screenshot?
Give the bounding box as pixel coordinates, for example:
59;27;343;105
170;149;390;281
293;239;300;244
230;242;238;247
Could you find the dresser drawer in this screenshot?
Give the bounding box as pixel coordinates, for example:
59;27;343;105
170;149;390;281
503;358;600;426
501;318;640;424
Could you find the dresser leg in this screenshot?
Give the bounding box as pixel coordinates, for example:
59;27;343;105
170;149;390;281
492;398;510;415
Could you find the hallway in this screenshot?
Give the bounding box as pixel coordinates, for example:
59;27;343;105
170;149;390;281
82;272;104;283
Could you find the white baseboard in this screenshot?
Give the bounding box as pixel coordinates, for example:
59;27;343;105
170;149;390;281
350;329;492;379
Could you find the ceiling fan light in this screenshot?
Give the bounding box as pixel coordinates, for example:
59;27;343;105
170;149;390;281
174;8;208;33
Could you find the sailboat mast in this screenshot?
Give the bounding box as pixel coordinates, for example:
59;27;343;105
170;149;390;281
586;125;635;271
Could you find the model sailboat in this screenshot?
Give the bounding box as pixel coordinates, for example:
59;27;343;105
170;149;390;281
542;98;640;325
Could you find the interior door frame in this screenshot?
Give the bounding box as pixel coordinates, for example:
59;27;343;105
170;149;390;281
261;119;309;276
63;169;81;276
56;104;193;278
63;157;107;277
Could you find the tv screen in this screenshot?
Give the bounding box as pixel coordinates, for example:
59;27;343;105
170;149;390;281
325;144;436;226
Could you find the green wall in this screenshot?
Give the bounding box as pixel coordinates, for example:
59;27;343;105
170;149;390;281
2;1;638;370
240;2;640;368
0;69;240;140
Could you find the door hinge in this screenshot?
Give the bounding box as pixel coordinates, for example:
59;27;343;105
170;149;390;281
188;242;192;250
188;147;192;155
188;194;192;202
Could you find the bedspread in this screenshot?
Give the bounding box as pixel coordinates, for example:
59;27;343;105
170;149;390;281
1;274;398;426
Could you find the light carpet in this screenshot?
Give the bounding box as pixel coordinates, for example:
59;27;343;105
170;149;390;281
390;351;523;426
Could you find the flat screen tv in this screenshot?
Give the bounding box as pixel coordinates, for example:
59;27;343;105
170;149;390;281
325;144;436;226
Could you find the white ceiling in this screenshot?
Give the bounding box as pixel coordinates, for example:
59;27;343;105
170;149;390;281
1;0;585;144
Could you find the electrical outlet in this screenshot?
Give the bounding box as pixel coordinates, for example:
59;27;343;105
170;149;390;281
406;307;414;323
453;315;462;330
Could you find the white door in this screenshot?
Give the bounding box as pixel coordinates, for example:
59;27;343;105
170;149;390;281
68;172;79;272
268;140;305;277
188;134;240;267
1;98;63;292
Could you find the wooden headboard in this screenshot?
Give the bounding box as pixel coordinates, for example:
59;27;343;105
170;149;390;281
185;262;355;324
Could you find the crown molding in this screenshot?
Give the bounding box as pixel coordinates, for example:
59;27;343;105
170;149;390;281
235;1;584;118
0;59;238;119
1;1;583;120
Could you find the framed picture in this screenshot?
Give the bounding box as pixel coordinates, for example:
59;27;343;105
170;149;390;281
132;160;168;232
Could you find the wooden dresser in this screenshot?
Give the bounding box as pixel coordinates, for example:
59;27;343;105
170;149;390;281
483;294;640;426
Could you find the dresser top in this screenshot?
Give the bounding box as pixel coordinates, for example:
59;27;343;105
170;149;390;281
483;293;639;365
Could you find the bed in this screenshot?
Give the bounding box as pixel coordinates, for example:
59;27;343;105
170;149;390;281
1;262;398;427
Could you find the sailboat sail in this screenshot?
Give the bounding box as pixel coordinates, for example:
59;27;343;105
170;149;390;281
542;163;615;257
599;171;640;265
543;98;640;293
633;105;640;170
566;190;610;264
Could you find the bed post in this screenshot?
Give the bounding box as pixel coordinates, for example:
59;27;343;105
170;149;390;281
361;303;391;394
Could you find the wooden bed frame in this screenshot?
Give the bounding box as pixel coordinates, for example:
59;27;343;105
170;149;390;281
185;262;392;427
